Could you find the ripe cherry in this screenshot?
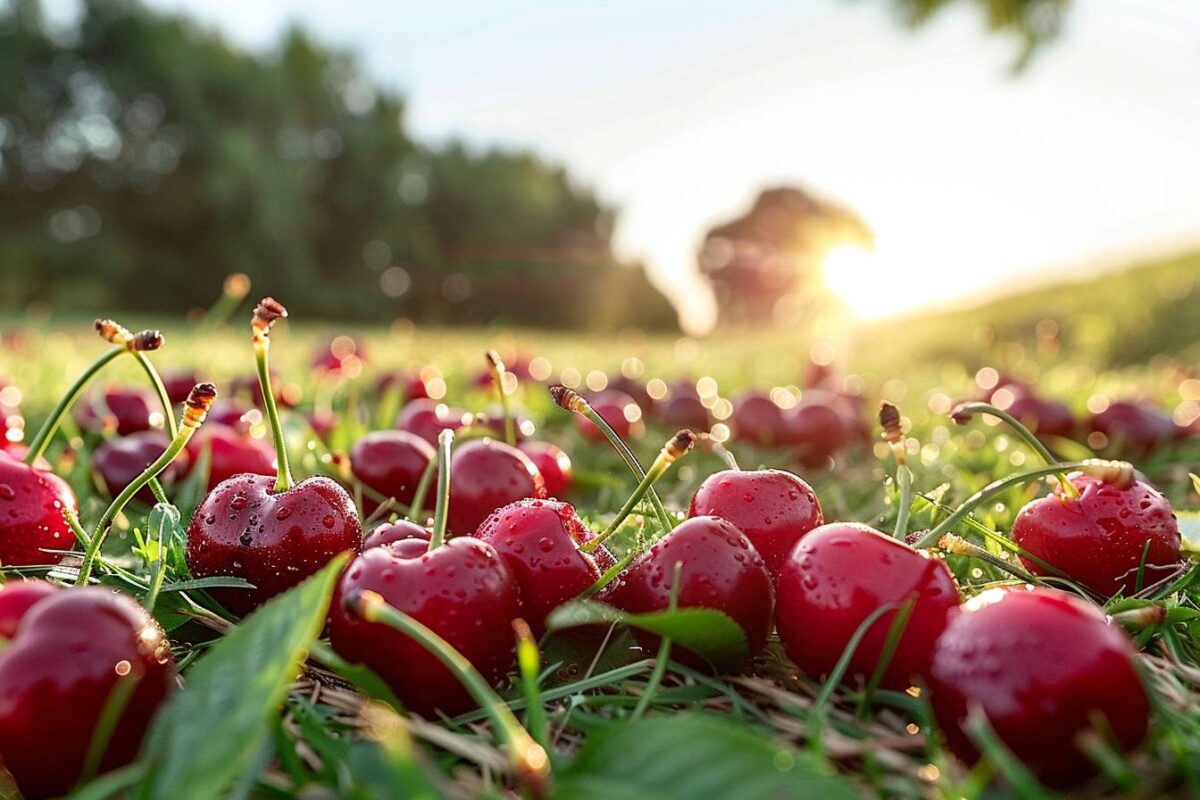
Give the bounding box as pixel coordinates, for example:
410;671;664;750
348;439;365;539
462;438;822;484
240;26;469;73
1089;400;1177;456
329;430;521;716
0;587;175;800
688;468;823;578
784;399;848;467
446;438;545;536
775;523;960;690
186;299;362;615
997;388;1076;439
730;390;789;447
606;516;774;668
0;451;78;566
475;498;603;635
376;370;431;401
575;389;643;443
312;336;366;377
657;380;711;430
396;398;467;446
608;374;655;414
162;370;203;405
93;430;190;505
929;587;1149;788
185;425;276;491
363;519;429;550
1011;468;1181;597
349;430;434;515
74;386;158;436
517;441;572;498
0;579;57;638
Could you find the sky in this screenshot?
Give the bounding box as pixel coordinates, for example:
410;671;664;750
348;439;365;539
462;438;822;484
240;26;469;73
47;0;1200;332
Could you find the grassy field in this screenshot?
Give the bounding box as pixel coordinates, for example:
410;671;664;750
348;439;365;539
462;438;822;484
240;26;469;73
1;252;1199;799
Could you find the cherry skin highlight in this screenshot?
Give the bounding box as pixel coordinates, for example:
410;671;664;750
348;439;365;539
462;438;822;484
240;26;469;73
0;587;175;800
606;515;774;668
688;468;824;578
775;523;960;690
328;537;521;717
186;474;362;615
475;498;603;635
446;439;545;537
0;451;79;566
93;430;190;505
349;430;434;515
1011;472;1181;597
517;441;572;498
929;587;1149;789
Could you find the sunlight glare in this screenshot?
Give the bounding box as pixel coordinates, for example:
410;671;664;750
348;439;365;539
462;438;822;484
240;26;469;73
822;245;893;318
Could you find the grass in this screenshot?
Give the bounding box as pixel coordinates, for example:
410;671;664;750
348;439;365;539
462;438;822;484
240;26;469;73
1;258;1199;798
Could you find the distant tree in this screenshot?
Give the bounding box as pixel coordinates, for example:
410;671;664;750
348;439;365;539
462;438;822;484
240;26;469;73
0;0;675;330
698;188;872;327
890;0;1070;69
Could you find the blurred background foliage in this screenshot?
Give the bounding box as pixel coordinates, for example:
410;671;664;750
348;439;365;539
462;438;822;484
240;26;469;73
0;0;677;330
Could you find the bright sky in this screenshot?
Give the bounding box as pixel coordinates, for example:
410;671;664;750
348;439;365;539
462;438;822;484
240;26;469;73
49;0;1200;332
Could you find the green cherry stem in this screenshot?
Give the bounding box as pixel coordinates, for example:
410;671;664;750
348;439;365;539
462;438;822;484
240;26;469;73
132;352;178;440
427;428;453;552
251;298;294;493
910;460;1094;549
549;384;676;532
76;384;217;586
582;430;696;554
348;589;550;788
879;402;914;540
486;350;517;447
950;401;1079;499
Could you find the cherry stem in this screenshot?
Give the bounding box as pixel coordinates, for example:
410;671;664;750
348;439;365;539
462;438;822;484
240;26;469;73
911;460;1094;549
133;352;179;440
892;464;914;540
711;441;740;471
254;326;293;493
407;456;438;524
348;590;550;787
582;430;695;554
24;346;125;465
427;428;453;552
487;350;517;447
77;384;216;586
950;401;1079;499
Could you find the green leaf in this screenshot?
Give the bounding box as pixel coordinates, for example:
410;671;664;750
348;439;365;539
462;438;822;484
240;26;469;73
135;554;349;800
1178;511;1200;555
546;600;748;671
553;714;857;800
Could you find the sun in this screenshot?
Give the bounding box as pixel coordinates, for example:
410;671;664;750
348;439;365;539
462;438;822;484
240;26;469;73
821;244;893;318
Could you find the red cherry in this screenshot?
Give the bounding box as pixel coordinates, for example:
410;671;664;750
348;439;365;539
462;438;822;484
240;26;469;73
186;474;362;615
929;587;1149;788
0;452;78;566
376;371;431;401
775;523;960;690
999;389;1076;439
329;537;521;716
446;439;545;536
396;399;466;446
0;580;58;638
688;469;823;578
1089;401;1177;456
0;587;175;799
575;390;644;443
608;375;655;413
205;400;257;429
1012;472;1181;597
93;430;190;505
74;387;158;436
473;356;533;388
783;400;848;467
162;371;203;405
363;519;429;550
517;441;572;498
657;381;711;430
185;425;275;491
730;391;789;447
312;337;367;376
349;431;434;515
475;498;603;635
606;516;774;667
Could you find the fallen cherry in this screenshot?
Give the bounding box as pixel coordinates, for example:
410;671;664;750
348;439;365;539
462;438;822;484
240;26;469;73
446;438;545;537
0;451;78;566
0;587;175;800
999;388;1076;439
518;441;572;499
362;519;429;550
575;389;643;443
657;380;711;430
783;399;848;467
929;587;1149;788
93;430;190;505
730;390;789;447
396;398;467;446
776;522;960;690
74;386;159;436
0;579;57;638
349;430;434;515
162;370;203;405
1089;400;1177;456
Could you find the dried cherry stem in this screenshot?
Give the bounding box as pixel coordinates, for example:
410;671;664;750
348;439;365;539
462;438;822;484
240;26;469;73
427;429;453;552
879;402;913;539
251;298;293;493
950;401;1079;499
549;384;675;532
24;321;166;466
582;430;696;554
76;384;217;586
486;350;517;447
910;460;1094;549
347;589;550;789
